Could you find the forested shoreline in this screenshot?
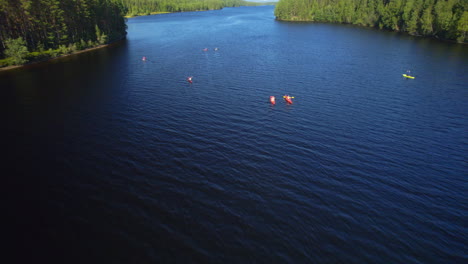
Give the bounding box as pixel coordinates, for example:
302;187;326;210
0;0;128;67
275;0;467;43
121;0;269;17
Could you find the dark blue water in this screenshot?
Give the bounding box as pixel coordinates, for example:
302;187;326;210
2;6;467;263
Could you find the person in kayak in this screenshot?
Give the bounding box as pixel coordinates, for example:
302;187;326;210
284;95;293;104
187;76;193;84
142;56;146;61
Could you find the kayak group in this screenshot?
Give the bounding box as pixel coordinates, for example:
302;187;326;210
203;47;218;51
270;95;293;105
185;72;294;105
141;55;414;107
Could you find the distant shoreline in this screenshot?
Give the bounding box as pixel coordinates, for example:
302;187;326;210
125;11;171;18
124;9;226;19
124;4;275;18
0;38;125;72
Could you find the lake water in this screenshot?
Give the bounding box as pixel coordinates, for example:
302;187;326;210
2;6;467;263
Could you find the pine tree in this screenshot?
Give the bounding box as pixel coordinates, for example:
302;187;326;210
5;37;29;65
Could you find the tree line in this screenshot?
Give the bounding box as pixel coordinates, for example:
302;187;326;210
0;0;128;66
120;0;266;17
274;0;467;43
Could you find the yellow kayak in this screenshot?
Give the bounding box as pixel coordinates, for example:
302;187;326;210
403;74;415;79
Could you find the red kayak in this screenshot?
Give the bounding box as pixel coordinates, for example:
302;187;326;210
269;96;276;105
284;95;293;104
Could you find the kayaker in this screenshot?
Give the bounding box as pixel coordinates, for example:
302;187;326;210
187;76;193;84
142;56;146;61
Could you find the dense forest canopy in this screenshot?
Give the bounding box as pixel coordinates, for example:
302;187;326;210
274;0;468;43
0;0;128;59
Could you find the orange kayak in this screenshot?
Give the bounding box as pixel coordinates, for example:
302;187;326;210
284;95;293;104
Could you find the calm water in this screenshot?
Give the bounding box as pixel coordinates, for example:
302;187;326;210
2;6;467;263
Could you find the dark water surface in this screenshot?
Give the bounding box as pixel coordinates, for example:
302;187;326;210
2;6;467;263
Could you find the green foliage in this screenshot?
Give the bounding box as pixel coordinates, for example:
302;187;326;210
420;4;434;35
27;51;53;62
274;0;468;42
37;42;45;53
47;48;59;58
0;0;128;61
4;37;29;65
456;11;468;42
24;42;80;63
0;57;14;67
79;39;88;50
58;45;69;55
68;43;78;53
96;25;108;45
